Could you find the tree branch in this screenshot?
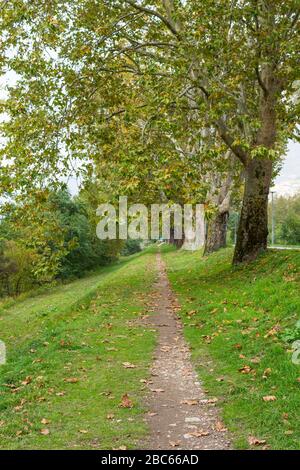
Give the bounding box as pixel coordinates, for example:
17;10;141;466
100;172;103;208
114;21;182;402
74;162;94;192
255;66;268;96
124;0;181;38
216;119;249;167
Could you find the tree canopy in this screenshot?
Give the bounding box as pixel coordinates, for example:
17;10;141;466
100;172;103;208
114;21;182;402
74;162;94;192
0;0;299;263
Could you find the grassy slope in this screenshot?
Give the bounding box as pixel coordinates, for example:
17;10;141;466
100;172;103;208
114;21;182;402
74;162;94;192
0;252;157;450
163;246;300;450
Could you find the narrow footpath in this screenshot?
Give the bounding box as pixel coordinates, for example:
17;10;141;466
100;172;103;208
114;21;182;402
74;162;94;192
141;253;232;450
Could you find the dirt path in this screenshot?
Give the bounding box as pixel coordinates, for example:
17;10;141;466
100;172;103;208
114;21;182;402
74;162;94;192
141;253;231;450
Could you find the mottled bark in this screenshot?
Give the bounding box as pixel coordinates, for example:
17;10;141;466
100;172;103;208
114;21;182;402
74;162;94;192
204;211;229;255
233;63;278;264
233;158;272;264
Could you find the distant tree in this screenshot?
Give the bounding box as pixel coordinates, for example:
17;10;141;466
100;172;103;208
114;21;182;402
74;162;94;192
268;192;300;245
280;212;300;245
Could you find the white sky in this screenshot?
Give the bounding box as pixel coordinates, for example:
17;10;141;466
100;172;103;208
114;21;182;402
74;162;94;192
272;141;300;196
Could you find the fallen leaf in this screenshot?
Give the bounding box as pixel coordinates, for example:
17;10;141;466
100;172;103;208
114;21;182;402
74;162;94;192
264;324;281;338
106;413;115;420
41;418;50;425
248;436;267;446
215;421;228;432
262;368;272;379
186;430;210;438
199;398;218;405
239;365;252;374
250;357;261;364
21;376;32;386
40;428;50;436
180;399;198;406
14;405;23;412
119;393;133;408
122;362;136;369
79;429;88;434
64;378;79;384
263;395;276;402
169;441;180;447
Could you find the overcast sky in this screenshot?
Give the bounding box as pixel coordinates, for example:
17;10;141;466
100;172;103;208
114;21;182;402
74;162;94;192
273;141;300;196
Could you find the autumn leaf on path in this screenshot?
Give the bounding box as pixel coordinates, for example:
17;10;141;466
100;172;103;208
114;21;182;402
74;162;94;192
119;394;133;408
199;398;218;405
215;421;228;432
185;430;210;438
180;399;198;406
169;441;180;447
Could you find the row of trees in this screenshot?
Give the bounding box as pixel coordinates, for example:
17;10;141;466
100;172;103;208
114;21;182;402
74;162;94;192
0;1;299;267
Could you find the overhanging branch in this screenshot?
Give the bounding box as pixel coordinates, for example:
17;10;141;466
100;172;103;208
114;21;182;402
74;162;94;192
124;0;181;38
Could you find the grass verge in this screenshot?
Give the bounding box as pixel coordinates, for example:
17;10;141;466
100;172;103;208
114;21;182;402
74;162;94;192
0;251;157;449
163;246;300;450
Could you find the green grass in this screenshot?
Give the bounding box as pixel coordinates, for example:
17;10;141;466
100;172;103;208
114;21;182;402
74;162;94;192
1;244;299;450
163;246;300;450
0;251;157;449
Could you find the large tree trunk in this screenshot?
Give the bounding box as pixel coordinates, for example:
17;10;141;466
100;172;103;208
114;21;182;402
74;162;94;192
204;210;229;255
233;61;278;264
233;158;272;264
